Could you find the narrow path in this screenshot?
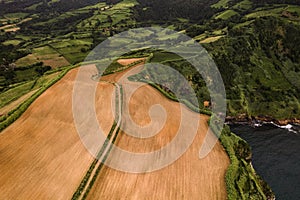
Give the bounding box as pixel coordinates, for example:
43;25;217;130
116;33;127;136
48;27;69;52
72;83;123;200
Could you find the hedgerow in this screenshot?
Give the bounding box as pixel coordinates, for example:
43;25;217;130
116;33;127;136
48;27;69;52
0;65;77;132
72;83;123;200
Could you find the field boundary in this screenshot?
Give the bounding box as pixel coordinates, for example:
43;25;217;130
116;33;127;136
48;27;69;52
127;54;212;116
0;59;119;132
71;83;123;200
0;54;148;132
0;64;79;132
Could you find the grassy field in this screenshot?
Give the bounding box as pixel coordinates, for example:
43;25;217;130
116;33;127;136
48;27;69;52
0;81;35;109
0;89;38;116
0;72;60;115
76;0;137;32
24;2;43;11
0;12;32;33
233;0;253;11
211;0;231;9
2;39;22;46
286;5;300;16
0;71;63;120
233;19;255;29
49;39;92;64
4;12;28;19
244;5;298;19
215;10;239;20
150;51;183;63
200;35;224;43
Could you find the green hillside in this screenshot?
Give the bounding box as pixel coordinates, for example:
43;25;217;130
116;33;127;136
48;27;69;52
1;0;299;117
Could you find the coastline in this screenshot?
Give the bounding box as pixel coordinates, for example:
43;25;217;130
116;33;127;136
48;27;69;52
226;115;300;126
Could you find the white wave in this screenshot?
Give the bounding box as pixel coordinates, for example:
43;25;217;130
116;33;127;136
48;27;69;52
254;123;262;127
270;122;299;134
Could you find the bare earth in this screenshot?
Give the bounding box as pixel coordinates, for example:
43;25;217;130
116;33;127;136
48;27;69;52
87;65;230;199
117;58;146;66
0;61;229;200
0;66;114;200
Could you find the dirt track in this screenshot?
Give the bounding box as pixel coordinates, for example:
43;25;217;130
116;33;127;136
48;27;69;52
0;60;229;200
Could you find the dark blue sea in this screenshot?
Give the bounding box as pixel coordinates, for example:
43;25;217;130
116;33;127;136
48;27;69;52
230;123;300;200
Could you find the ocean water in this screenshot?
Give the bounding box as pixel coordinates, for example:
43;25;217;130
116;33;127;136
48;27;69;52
230;123;300;200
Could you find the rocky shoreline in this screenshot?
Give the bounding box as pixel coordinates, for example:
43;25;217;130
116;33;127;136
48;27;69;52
225;114;300;126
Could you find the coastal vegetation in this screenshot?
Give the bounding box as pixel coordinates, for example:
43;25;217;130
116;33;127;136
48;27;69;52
218;125;274;199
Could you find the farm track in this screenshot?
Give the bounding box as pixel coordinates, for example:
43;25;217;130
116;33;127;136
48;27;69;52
72;83;123;200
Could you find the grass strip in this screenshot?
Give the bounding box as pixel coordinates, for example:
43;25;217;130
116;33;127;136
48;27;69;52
72;84;123;200
0;65;78;132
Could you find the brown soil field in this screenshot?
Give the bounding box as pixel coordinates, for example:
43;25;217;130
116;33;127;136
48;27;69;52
0;60;229;200
0;65;114;200
117;58;146;66
87;65;230;199
4;27;20;32
42;57;70;69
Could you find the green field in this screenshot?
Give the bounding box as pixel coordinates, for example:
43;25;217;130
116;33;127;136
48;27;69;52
211;0;231;9
25;2;43;11
245;6;286;19
4;12;28;19
233;0;253;11
76;0;137;32
286;5;300;16
2;39;22;46
15;46;70;68
215;10;239;20
200;35;224;43
0;81;35;108
49;39;92;64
